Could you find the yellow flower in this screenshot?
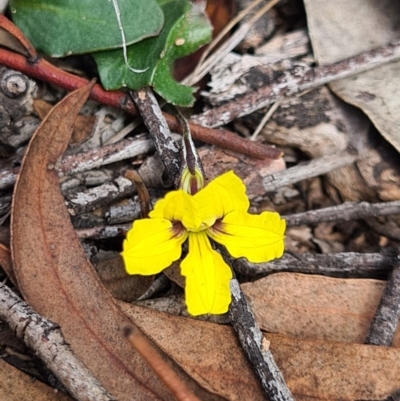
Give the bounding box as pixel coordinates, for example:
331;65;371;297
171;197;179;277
122;171;285;316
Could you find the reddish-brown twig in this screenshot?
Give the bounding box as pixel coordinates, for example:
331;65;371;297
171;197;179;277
0;46;281;160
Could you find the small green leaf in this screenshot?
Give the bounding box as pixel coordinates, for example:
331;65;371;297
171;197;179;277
9;0;164;56
93;0;212;106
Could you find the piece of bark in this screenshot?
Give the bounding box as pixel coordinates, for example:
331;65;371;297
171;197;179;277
65;176;136;216
105;198;142;224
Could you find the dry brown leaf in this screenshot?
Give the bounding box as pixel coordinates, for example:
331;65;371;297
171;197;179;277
270;334;400;401
0;359;73;401
241;272;400;346
121;302;400;400
33;98;96;144
11;84;222;401
93;251;153;302
303;0;400;153
120;303;267;401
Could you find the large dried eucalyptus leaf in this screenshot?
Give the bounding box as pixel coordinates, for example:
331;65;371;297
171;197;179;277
303;0;400;152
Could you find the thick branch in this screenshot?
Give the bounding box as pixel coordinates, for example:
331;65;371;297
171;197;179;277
0;282;116;401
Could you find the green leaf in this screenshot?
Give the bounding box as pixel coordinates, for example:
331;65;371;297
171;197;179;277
93;0;212;106
9;0;164;56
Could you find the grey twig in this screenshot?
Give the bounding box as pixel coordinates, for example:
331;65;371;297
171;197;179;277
0;282;116;401
234;252;395;280
284;200;400;226
365;254;400;346
0;136;154;190
229;279;295;401
191;40;400;127
262;151;358;192
130;88;181;182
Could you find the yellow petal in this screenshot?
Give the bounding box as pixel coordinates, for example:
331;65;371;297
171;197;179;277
181;232;232;316
149;190;186;221
194;171;249;225
208;210;285;263
150;189;203;231
122;218;187;275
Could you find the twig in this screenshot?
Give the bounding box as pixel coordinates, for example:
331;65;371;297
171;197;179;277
0;282;117;401
125;327;201;401
163;112;282;159
0;46;280;159
233;252;395;280
191;40;400;127
185;0;282;85
262;151;358;192
65;176;136;216
0;136;154;190
229;279;295;401
365;246;400;347
250;100;282;141
124;170;150;218
365;265;400;346
284;200;400;226
76;224;130;239
130;88;181;182
365;218;400;242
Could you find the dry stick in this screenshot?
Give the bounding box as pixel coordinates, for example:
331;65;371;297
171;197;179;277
185;0;282;85
125;327;201;401
365;263;400;347
262;151;358;192
0;47;280;160
233;252;395;280
0;282;117;401
284;200;400;226
0;136;154;190
191;40;400;127
130;88;181;182
229;279;295;401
